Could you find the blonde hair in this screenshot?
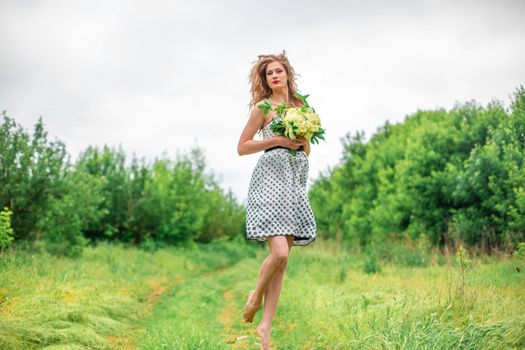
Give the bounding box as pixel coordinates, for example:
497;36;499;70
248;50;302;109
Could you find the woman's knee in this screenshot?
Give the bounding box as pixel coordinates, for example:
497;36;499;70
268;236;290;265
273;250;289;266
277;257;288;272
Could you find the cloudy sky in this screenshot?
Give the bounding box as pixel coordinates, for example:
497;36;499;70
1;0;524;203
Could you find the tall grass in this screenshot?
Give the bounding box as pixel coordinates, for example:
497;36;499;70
139;239;525;349
1;238;523;349
0;238;260;349
274;240;525;349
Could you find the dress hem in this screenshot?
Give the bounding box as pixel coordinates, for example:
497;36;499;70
245;233;316;246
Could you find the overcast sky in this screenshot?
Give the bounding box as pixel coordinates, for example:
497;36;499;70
1;0;524;203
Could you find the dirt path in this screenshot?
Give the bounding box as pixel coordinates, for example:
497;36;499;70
146;277;185;306
218;290;254;348
107;267;258;350
110;265;247;349
107;278;178;350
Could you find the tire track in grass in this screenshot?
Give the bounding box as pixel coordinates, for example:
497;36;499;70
107;276;186;350
108;335;136;350
146;277;185;307
213;261;271;349
196;266;257;348
218;290;251;348
137;264;256;349
122;254;266;349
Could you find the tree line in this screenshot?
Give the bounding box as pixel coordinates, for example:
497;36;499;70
1;87;523;256
0;111;244;256
309;87;525;252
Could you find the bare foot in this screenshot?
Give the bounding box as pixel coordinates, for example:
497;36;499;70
242;290;261;323
256;324;272;350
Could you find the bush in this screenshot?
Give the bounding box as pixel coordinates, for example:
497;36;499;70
38;169;106;257
0;207;14;250
310;86;525;251
363;245;381;274
0;112;67;240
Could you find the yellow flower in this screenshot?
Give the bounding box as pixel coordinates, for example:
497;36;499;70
277;102;324;143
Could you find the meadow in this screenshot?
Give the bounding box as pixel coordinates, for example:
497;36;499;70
1;238;523;350
2;88;524;349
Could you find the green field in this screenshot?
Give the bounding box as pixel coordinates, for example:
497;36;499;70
1;238;523;349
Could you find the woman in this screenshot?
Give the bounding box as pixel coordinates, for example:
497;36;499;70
236;51;317;349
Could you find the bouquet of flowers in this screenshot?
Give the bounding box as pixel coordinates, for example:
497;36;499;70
258;92;326;155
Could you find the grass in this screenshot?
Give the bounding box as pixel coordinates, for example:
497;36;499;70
1;238;524;349
139;239;525;349
0;238;258;349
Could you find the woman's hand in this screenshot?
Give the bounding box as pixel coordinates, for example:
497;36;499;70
294;136;309;146
274;136;308;149
295;136;310;157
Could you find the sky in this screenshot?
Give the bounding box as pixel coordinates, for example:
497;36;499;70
1;0;524;204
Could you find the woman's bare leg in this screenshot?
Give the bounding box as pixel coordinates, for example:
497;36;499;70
244;235;291;321
256;235;294;349
260;235;293;325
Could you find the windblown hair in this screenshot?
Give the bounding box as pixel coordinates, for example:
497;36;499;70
249;50;302;109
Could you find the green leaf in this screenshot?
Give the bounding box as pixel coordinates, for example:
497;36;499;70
275;103;288;117
293;92;310;108
257;99;273;115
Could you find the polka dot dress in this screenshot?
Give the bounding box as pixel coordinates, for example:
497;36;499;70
245;117;317;246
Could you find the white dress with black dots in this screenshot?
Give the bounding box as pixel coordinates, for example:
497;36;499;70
245;117;317;246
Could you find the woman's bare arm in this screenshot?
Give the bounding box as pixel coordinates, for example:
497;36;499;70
237;104;307;156
302;137;311;157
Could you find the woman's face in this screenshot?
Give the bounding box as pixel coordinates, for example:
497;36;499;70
265;61;288;90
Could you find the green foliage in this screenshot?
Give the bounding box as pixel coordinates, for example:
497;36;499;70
0;111;68;241
294;91;311;108
76;145;134;240
371;235;433;267
197;187;245;243
514;242;525;260
363;245;381;274
451;93;525;249
0;207;14;249
455;245;473;271
1;112;244;250
310;131;367;242
76;145;245;246
310;86;525;251
514;242;525;273
257;99;273;115
455;245;473;300
141;152;207;244
38;169;106;257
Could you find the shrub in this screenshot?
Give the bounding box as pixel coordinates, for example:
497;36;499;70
0;207;14;250
363;245;381;274
38;170;106;257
